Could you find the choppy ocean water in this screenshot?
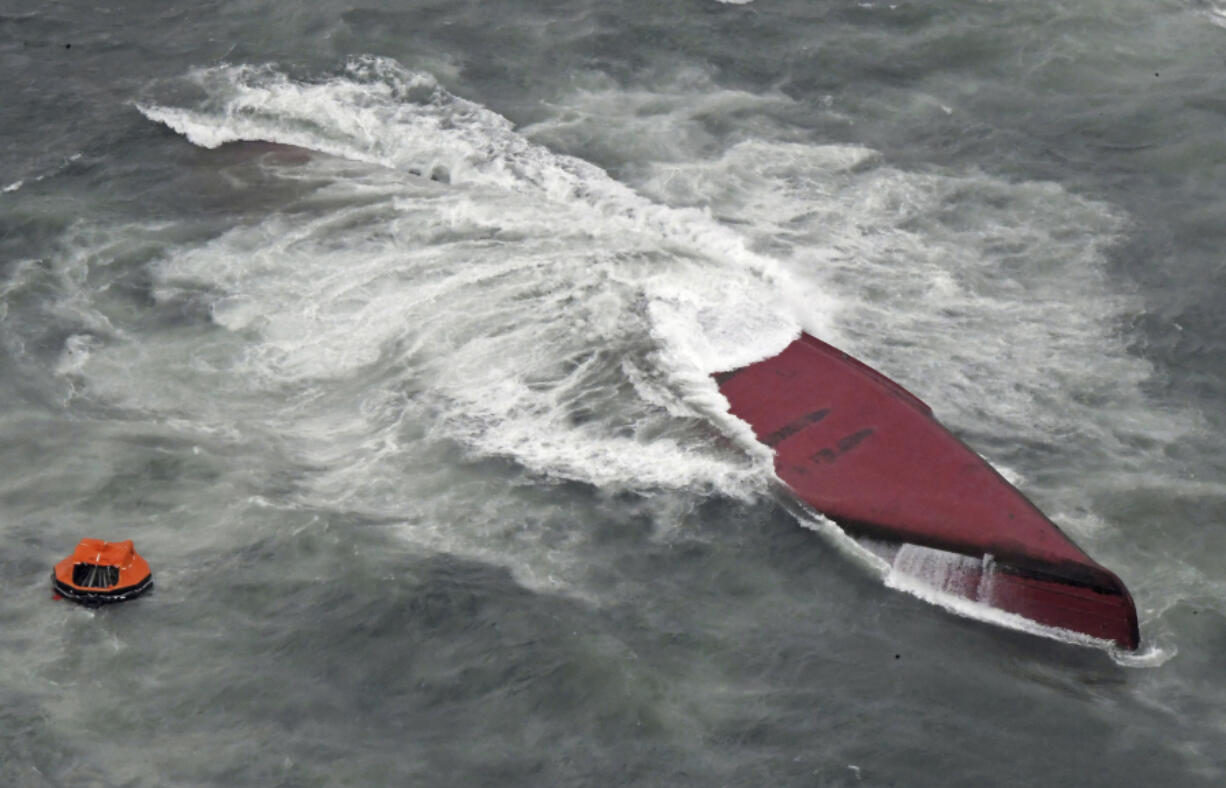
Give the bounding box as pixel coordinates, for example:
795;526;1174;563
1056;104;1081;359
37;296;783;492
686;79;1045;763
3;0;1226;784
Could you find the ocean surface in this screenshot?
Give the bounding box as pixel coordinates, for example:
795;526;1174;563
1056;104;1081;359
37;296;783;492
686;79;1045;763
3;1;1226;785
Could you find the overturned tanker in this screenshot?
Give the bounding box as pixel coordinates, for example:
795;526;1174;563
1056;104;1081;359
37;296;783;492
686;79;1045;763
714;333;1139;650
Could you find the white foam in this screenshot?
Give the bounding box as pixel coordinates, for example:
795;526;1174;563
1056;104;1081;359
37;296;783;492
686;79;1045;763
1207;3;1226;28
2;153;82;195
521;68;792;167
1110;642;1176;668
782;500;892;578
137;58;812;372
55;333;101;377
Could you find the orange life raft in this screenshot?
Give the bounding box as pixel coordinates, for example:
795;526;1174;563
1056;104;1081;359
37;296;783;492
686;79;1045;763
52;539;153;605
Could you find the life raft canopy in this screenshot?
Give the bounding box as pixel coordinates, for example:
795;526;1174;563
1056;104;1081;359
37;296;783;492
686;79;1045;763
52;538;153;605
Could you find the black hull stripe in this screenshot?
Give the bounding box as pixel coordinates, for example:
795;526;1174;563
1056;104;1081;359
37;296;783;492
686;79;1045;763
761;408;831;447
52;572;153;605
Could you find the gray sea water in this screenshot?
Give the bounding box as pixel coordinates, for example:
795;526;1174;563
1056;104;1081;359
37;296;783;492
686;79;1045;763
3;1;1226;785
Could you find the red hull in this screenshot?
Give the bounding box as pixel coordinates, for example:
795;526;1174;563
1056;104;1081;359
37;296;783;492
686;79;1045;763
715;333;1139;649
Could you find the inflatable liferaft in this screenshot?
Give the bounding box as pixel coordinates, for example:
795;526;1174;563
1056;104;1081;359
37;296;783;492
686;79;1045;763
52;538;153;605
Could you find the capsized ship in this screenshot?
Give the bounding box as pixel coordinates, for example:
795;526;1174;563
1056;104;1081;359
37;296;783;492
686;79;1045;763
714;333;1139;649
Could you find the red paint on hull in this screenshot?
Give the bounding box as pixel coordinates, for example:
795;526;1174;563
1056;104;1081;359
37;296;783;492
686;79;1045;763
715;333;1139;649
